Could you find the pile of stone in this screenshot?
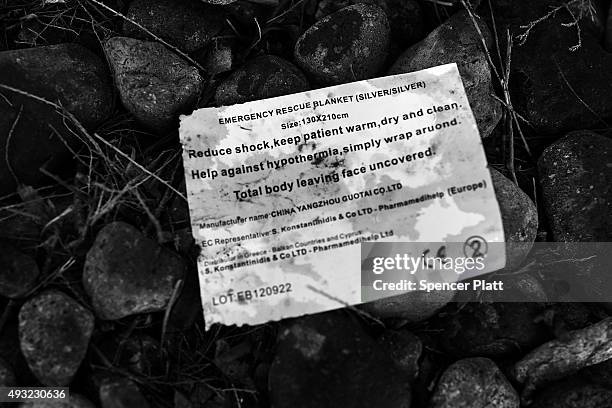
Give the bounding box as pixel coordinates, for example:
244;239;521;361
0;0;611;407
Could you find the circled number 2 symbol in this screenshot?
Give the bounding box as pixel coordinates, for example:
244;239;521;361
464;236;488;258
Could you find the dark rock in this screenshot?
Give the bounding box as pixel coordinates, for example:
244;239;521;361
0;320;35;386
167;265;202;331
214;339;253;386
544;303;603;334
105;37;205;130
360;288;455;323
0;243;39;298
224;1;269;28
389;10;502;138
481;272;548;302
254;362;271;398
377;330;422;380
409;347;447;408
124;0;225;52
83;221;186;320
435;301;548;357
315;0;424;47
0;44;110;126
493;0;612;136
0;188;55;245
0;205;41;244
215;55;309;106
294;4;390;85
18;290;94;386
538;131;611;241
438;271;549;358
490;168;538;269
383;0;425;47
531;379;612;408
116;335;161;376
513;317;612;401
430;357;519;408
21;395;96;408
269;310;411;408
0;357;15;386
0;43;113;195
574;354;612;389
99;377;150;408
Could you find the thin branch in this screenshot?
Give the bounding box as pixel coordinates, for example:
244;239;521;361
4;104;23;184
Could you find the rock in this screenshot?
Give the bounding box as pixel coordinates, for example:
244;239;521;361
0;188;55;245
0;242;39;298
545;303;603;333
215;55;309;105
383;0;425;47
513;318;612;400
99;377;150;408
531;379;612;408
377;330;422;380
294;4;390;85
21;395;96;408
124;0;225;52
214;339;252;385
224;1;269;28
83;221;186;320
435;301;549;357
480;272;548;302
359;288;455;323
574;356;612;389
490;168;538;269
117;335;161;376
524;302;604;340
494;0;612;136
315;0;424;47
444;269;549;351
0;357;16;386
430;357;519;408
0;43;113;195
388;10;502;138
0;320;34;386
0;205;41;244
105;37;205;130
18;290;94;386
167;265;202;331
268;310;411;408
527;358;612;407
538;131;611;242
0;44;111;125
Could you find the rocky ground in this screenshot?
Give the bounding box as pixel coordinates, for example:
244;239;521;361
0;0;611;407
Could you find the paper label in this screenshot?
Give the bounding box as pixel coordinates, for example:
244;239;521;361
179;63;506;328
